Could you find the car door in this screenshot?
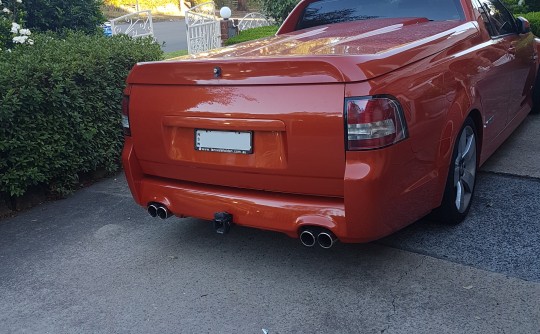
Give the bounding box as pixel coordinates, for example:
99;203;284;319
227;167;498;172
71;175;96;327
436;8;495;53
475;0;535;124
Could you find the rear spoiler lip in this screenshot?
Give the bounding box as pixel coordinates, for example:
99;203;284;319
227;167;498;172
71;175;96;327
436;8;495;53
126;56;351;85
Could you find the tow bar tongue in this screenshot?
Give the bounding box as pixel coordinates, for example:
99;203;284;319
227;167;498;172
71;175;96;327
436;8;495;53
213;212;233;234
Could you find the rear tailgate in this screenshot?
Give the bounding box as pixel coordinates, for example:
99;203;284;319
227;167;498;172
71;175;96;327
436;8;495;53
129;83;346;197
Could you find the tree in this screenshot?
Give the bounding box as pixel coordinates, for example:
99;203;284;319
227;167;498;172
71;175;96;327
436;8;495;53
527;0;540;11
23;0;105;34
260;0;300;25
237;0;247;11
502;0;529;13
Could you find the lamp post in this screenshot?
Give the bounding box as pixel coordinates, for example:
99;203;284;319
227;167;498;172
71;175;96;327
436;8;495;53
219;6;237;45
220;7;232;21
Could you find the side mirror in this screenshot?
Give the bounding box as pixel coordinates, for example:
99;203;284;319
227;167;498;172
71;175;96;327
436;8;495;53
517;17;531;34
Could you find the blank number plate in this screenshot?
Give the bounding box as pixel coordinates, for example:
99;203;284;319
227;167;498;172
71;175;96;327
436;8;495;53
195;130;253;154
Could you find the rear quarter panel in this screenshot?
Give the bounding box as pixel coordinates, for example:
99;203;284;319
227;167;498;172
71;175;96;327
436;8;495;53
343;26;486;232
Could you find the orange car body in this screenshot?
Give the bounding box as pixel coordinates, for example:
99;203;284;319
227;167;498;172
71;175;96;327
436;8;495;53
123;0;539;243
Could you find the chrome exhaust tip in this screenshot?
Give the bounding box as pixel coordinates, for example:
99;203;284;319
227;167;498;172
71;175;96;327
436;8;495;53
156;206;172;220
147;204;158;218
317;231;337;249
300;230;316;247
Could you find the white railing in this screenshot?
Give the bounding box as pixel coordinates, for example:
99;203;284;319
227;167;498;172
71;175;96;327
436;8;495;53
110;10;154;38
236;12;272;31
186;2;221;54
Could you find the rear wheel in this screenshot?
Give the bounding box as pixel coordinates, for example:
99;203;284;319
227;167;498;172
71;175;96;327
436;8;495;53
432;117;478;224
532;71;540;114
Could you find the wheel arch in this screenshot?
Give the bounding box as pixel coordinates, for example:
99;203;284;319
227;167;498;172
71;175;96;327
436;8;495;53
433;100;482;208
467;109;483;164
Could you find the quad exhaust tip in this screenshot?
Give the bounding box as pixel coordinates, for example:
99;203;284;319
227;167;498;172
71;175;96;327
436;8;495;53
157;206;172;220
147;203;172;220
147;204;158;218
317;231;337;249
300;228;338;249
300;230;316;247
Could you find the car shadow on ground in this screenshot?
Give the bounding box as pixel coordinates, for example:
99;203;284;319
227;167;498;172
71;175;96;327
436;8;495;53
380;172;540;282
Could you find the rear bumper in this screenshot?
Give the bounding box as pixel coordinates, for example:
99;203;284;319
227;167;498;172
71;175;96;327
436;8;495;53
123;138;437;243
137;175;345;239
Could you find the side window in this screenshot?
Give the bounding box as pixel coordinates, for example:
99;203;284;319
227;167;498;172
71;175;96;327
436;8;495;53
475;0;517;37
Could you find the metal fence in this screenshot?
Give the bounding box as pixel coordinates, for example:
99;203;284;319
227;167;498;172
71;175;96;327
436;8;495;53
236;12;272;31
186;2;221;54
110;10;154;39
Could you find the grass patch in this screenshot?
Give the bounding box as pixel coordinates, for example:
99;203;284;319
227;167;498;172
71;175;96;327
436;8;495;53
164;50;189;59
225;25;279;46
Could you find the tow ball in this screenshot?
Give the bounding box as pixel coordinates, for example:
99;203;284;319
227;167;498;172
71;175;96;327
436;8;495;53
213;212;233;234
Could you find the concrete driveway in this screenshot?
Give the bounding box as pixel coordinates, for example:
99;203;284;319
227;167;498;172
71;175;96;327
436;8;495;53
0;115;539;333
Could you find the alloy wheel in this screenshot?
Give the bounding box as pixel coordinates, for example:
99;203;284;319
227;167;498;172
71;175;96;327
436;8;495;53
453;125;477;213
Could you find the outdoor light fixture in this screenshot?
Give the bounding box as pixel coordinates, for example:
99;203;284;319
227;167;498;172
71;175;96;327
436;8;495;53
220;6;232;20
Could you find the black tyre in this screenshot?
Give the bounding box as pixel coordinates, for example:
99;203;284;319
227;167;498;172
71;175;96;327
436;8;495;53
532;71;540;114
432;117;478;224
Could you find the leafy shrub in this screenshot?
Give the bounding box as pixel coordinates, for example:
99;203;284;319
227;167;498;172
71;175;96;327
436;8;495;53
531;2;540;12
0;14;10;49
0;32;162;197
517;12;540;36
502;0;529;13
259;0;300;25
224;25;278;45
1;0;30;50
22;0;105;34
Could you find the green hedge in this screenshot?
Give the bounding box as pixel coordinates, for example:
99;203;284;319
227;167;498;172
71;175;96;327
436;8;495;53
518;12;540;37
0;32;162;197
260;0;300;25
503;0;529;13
23;0;105;34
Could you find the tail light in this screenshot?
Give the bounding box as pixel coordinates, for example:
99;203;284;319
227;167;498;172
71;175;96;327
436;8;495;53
345;96;408;150
121;95;131;136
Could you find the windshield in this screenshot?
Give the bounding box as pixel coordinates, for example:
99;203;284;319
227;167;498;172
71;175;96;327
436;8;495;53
296;0;465;30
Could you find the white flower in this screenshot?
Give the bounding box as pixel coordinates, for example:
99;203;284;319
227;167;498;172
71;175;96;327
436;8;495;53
16;0;22;3
27;39;34;45
19;28;31;35
11;22;20;33
2;7;10;14
13;35;28;44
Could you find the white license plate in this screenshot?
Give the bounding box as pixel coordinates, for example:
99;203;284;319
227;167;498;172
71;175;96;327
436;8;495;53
195;130;253;154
